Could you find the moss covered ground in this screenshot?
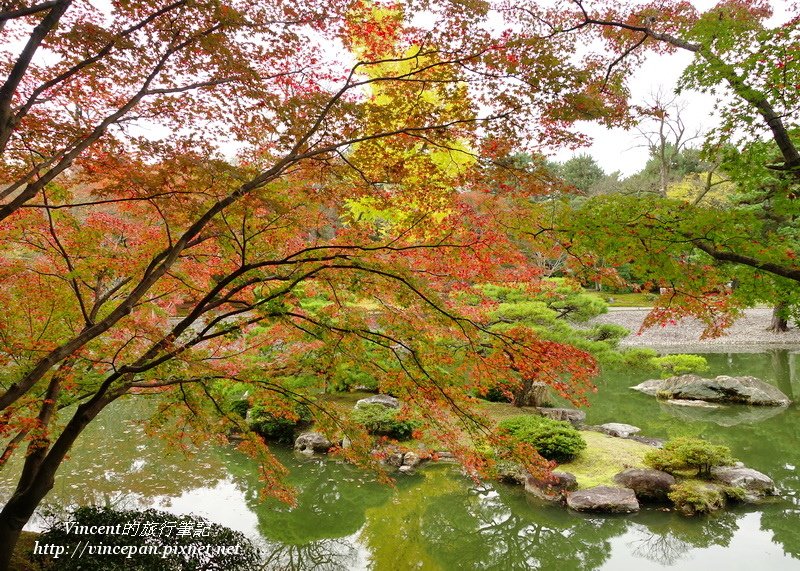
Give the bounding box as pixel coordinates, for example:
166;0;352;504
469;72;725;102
560;431;651;488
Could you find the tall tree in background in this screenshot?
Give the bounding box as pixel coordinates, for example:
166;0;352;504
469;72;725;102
536;0;800;333
635;91;701;196
557;153;607;193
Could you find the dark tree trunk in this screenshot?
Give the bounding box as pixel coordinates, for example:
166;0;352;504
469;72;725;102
0;482;53;570
514;382;552;408
0;397;111;569
767;302;790;332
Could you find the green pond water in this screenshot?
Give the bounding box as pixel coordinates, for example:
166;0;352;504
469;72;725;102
2;350;800;570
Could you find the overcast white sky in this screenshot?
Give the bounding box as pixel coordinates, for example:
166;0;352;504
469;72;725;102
552;0;791;177
551;49;702;176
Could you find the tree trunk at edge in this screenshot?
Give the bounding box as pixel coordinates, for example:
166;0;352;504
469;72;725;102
767;303;789;333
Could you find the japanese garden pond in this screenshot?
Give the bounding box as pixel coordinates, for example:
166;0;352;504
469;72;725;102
3;350;799;570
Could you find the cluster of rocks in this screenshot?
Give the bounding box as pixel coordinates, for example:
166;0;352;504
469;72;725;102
293;394;438;474
293;394;401;456
561;463;778;514
291;394;779;516
534;407;586;426
294;431;335;454
517;420;777;515
383;450;426;473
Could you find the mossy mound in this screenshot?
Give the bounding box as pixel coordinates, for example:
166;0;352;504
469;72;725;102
560;431;653;489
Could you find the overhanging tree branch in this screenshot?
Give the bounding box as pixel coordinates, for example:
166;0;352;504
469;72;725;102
692;240;800;282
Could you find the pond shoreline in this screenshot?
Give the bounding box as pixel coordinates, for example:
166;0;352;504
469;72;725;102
592;308;800;349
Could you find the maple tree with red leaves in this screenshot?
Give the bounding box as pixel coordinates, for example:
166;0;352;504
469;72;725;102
2;0;793;565
0;0;632;562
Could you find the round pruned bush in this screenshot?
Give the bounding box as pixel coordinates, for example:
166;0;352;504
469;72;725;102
351;404;418;440
476;386;512;403
248;402;312;444
36;506;260;570
229;398;250;419
498;414;586;462
644;437;735;478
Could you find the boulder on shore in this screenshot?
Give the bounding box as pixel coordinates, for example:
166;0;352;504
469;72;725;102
525;471;578;501
536;407;586;427
497;462;528;485
711;466;777;502
566;486;639;513
613;468;675;502
632;374;791;406
294;432;333;454
402;451;422;469
598;423;641;438
355;394;401;409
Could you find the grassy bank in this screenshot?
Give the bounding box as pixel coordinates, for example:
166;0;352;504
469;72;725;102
583;290;656;307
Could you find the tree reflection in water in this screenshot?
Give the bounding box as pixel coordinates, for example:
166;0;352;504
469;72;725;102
628;530;690;566
258;538;361;571
417;482;627;570
627;511;738;566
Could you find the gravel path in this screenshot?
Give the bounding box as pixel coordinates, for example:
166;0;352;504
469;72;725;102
592;308;800;352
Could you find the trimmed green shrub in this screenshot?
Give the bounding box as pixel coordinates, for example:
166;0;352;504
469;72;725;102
644;437;735;478
585;323;629;343
651;354;709;377
248;403;312;444
668;481;726;516
351;404;418;440
330;365;379;392
620;348;659;370
498;414;586;462
36;506;261;570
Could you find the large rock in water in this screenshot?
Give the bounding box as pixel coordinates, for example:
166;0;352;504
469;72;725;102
355;394;400;409
566;486;639;513
632;374;791;406
659;400;787;427
294;432;333;454
711;466;777;502
613;468;675;502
